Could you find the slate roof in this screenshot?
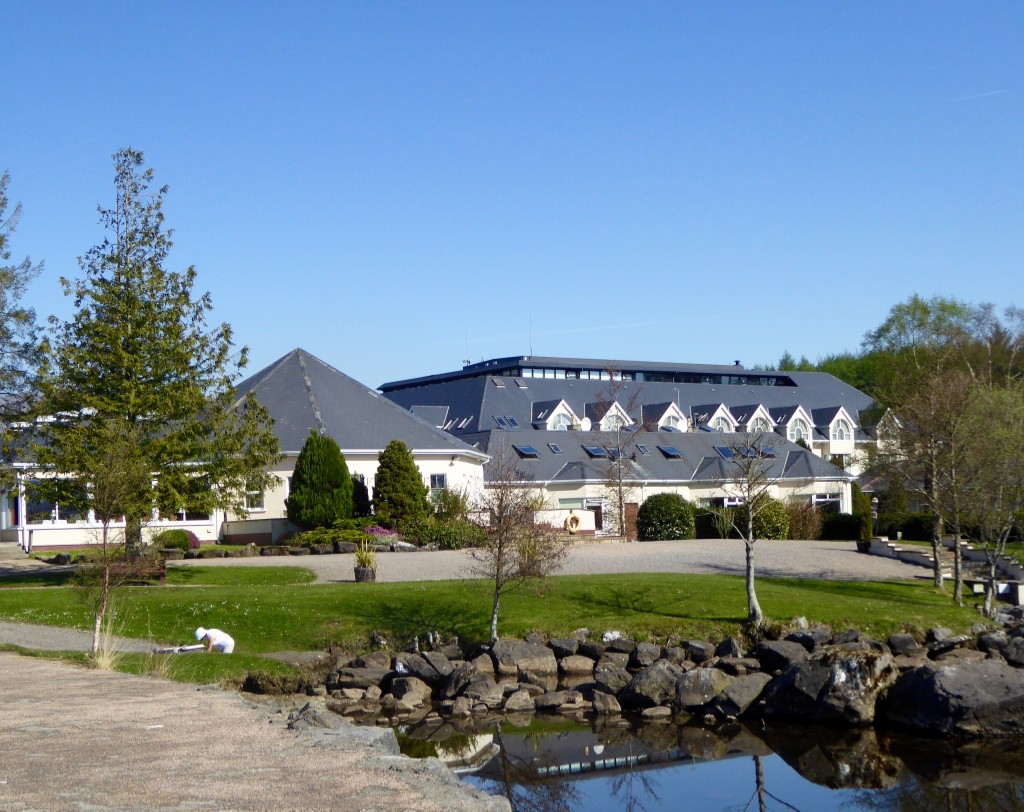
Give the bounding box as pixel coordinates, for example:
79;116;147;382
470;429;848;486
234;349;484;457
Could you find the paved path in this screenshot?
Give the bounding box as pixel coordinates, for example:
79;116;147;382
167;539;930;584
0;652;504;811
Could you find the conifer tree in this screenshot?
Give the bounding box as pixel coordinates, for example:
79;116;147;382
286;430;353;528
372;439;430;529
32;148;279;553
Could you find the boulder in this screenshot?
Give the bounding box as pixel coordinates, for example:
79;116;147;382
578;640;606;660
491;638;558;677
715;657;761;676
503;690;536;713
548;638;579;659
716;636;744;659
675;667;733;711
1003;637;1024;667
755;640;810;674
880;661;1024;737
440;662;477;701
594;660;632;695
630;642;662;669
886;633;923;657
977;630;1010;655
394;651;453;687
684;640;716;663
597;652;630;669
708;672;773;720
592;692;622;714
461;674;505;708
785;628;832;652
926;635;972;657
391;676;433;708
661;646;689;666
618;661;687;710
534;690;585;711
757;648;897;725
329;667;392;691
558;655;595;676
935;648;986;664
356;650;393;670
605;637;637;655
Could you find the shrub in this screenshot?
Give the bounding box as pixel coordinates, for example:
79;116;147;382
637;493;695;541
372;440;431;530
877;512;936;542
820;513;863;541
694;507;731;539
403;517;487;549
352;476;371;518
286;430;354;529
331;517;377;532
785;500;823;540
153;528;200;552
291;527;369;548
432;487;470;521
752;498;789;540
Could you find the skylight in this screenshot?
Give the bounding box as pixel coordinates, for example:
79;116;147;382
636;444;650;455
493;416;509;428
583;445;608;458
658;446;682;459
548;443;563;454
506;416;520;428
715;447;735;459
607;448;625;460
513;445;539;459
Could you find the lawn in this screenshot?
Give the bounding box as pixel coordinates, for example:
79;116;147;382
0;565;984;660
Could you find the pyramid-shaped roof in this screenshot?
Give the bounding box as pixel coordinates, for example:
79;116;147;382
235;349;484;457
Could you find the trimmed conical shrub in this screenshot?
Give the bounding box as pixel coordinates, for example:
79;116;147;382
286;430;354;529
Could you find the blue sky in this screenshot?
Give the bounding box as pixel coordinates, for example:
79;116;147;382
4;3;1022;388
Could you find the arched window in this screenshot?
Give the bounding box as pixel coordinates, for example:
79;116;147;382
604;414;626;432
662;414;682;431
831;419;851;441
712;416;731;433
548;412;572;431
750;417;770;433
789;418;809;442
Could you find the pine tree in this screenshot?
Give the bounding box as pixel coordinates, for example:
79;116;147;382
31;148;279;553
286;430;353;528
372;439;430;530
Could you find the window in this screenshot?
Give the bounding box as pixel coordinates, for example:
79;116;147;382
715;446;735;459
789;418;809;442
636;444;651;455
513;445;539;459
429;473;447;491
658;446;682;459
582;445;608;458
244;482;265;511
712;417;731;433
506;416;520;428
548;443;563;454
607;448;624;460
750;417;771;433
549;413;573;431
493;416;509;428
662;414;682;431
832;419;851;441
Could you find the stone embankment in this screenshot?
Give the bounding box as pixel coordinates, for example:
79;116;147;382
253;606;1024;739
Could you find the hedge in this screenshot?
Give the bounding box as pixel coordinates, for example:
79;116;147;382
637;493;696;541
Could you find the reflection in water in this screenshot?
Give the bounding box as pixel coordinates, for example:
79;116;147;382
395;715;1024;811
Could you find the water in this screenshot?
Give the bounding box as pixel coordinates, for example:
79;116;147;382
395;716;1024;811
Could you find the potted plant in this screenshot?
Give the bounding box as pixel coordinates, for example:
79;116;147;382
354;537;377;582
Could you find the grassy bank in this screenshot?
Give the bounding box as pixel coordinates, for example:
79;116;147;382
0;566;983;658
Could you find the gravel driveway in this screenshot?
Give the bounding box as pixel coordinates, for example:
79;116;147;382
167;539;929;584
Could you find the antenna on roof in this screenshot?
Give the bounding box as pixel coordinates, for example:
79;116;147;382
529;310;533;356
463;325;470;367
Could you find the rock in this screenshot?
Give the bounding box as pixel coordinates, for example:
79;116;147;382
558;655;595;675
887;633;923;657
394;652;453;687
757;648;897;725
391;677;432;708
594;660;632;695
491;638;557;677
936;648;987;664
756;640;810;673
641;706;673;720
926;635;972;657
893;653;929;670
461;674;505;708
1003;637;1024;667
716;636;744;658
440;663;477;701
450;696;472;717
548;638;578;658
708;672;773;720
534;690;584;711
675;667;734;711
619;661;686;710
470;652;495;678
977;630;1009;655
785;628;831;652
592;692;622;714
597;651;630;669
503;690;536;712
661;646;689;666
578;640;606;660
355;651;392;670
287;701;349;732
715;657;761;676
832;629;860;645
881;661;1024;737
684;640;716;663
927;626;954;643
329;668;392;691
630;642;662;669
605;637;637;655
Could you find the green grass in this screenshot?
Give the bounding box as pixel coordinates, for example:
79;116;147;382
0;566;984;657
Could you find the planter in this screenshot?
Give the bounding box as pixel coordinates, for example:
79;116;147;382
354;566;377;583
856;540;871;553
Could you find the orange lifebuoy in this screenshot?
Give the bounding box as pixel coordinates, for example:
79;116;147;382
564;513;580;534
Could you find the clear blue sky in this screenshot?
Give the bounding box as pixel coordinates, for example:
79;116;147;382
5;2;1022;388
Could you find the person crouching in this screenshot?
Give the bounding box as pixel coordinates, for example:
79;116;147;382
195;627;235;653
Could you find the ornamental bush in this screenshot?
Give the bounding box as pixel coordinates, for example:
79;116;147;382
752;498;789;540
286;430;353;529
372;440;431;531
153;528;201;551
404;517;488;549
637;493;695;541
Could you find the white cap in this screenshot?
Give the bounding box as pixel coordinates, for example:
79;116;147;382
195;627;208;641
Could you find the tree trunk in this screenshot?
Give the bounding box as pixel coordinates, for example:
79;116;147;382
952;529;963;607
125;514;143;558
92;565;110;656
490;583;501;644
754;755;767;812
745;535;762;626
985;558;997;617
931;515;944;589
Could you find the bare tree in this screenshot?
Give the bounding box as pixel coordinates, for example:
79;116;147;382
960;384;1024;616
717;430;782;627
593;369;646;539
470;442;569;643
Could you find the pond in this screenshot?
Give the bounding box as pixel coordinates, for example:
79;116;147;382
394;715;1024;811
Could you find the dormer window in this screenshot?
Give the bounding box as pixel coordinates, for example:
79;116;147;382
548;412;572;431
604;414;626;432
712;416;731;433
749;416;771;433
832;419;852;441
789;418;809;442
662;415;682;431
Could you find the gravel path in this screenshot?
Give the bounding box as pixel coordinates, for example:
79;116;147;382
166;539;930;584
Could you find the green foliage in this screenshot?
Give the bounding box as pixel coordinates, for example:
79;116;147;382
31;149;279;550
752;497;789;540
877;512;936;542
152;529;200;552
0;170;42;418
636;493;695;541
820;512;865;541
331;517;377;531
290;526;368;548
432;487;469;521
351;476;371;517
286;430;353;529
404;517;487;550
784;500;823;540
851;483;874;541
372;440;430;530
